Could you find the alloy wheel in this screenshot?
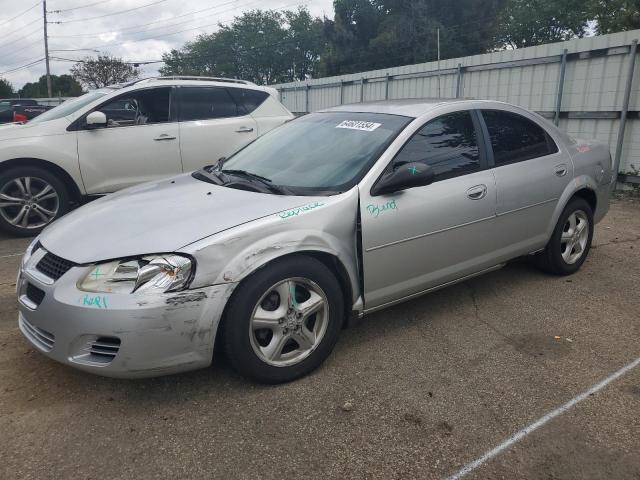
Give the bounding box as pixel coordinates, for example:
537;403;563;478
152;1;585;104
0;176;60;230
560;210;589;265
249;277;329;367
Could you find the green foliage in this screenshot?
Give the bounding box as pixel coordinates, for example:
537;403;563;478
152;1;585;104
319;0;506;75
0;77;13;97
18;75;84;98
70;55;140;89
161;8;324;84
591;0;640;34
495;0;591;48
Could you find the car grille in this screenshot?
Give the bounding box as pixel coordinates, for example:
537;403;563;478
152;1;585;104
85;337;121;364
36;251;76;281
20;316;55;352
26;283;45;306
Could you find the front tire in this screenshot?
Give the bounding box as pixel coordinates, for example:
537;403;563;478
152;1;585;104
0;166;70;237
221;255;344;383
536;197;594;275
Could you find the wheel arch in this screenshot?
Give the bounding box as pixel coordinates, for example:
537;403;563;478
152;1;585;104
0;158;84;203
546;176;599;240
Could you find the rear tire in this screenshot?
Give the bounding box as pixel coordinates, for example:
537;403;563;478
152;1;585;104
221;255;344;384
0;166;70;237
536;197;593;275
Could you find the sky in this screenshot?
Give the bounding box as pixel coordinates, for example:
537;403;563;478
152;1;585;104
0;0;334;91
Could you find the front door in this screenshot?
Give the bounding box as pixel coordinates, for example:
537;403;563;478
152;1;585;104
360;110;498;310
77;86;182;194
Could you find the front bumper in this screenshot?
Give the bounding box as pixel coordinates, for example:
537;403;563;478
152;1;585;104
17;250;236;378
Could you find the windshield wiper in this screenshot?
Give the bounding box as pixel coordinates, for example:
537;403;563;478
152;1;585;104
192;169;225;185
221;169;290;195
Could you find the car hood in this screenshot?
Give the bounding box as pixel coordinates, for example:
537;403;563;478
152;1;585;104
40;174;321;264
0;117;66;141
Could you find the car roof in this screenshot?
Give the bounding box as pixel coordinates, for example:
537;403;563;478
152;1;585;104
111;76;265;92
321;98;517;118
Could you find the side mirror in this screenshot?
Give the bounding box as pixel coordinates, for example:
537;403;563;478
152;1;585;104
371;162;435;196
86;111;107;128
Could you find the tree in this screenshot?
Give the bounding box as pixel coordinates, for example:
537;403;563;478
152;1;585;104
590;0;640;34
71;55;140;89
319;0;505;76
494;0;591;49
160;8;324;84
0;77;13;97
18;75;84;98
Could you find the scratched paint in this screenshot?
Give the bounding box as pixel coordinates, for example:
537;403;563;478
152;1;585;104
277;202;325;220
366;199;398;218
80;294;108;309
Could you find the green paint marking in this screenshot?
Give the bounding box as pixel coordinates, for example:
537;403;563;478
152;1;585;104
290;284;298;308
408;166;419;175
91;267;106;280
278;202;325;220
367;199;398;218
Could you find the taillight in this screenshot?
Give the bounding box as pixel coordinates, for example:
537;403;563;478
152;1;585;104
13;112;28;122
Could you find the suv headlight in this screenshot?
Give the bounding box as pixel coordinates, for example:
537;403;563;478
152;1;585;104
79;254;193;294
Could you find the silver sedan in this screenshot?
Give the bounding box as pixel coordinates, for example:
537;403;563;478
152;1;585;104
16;99;613;382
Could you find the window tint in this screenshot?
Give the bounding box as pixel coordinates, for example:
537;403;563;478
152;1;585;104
482;110;558;165
179;87;239;121
227;88;269;114
98;87;171;127
392;111;480;182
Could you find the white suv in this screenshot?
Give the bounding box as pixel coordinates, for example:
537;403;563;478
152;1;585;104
0;77;293;236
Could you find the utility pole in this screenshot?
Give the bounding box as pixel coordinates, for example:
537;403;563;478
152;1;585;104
42;0;52;98
437;28;441;98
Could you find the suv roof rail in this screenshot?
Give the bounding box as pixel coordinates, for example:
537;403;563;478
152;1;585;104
152;76;255;85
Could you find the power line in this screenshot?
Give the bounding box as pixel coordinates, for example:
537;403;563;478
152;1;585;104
50;0;115;14
0;38;43;64
51;0;171;23
0;2;40;28
49;0;248;39
49;0;273;51
0;58;45;76
1;17;42;42
0;29;41;52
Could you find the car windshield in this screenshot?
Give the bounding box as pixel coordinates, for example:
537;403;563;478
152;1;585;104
210;112;411;194
28;90;111;124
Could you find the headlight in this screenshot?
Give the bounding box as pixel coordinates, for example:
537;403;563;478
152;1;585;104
22;237;41;266
79;254;193;294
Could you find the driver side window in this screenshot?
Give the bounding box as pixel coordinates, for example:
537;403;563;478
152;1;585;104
392;110;480;182
97;87;171;128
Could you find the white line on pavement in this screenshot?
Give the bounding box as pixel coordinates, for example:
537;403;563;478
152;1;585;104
0;253;23;259
445;356;640;480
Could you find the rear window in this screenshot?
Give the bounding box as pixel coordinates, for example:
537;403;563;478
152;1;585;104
482;110;558;165
227;88;269;115
179;87;239;121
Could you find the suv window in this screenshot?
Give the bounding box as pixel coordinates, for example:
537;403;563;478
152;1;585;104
179;87;239;121
227;88;269;114
98;87;171;127
391;111;480;182
482;110;558;165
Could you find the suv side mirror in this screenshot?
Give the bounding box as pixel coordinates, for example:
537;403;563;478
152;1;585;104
86;111;107;128
371;162;436;196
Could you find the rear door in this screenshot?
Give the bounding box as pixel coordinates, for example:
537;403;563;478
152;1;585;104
360;110;498;309
479;109;572;256
177;86;258;172
76;86;182;194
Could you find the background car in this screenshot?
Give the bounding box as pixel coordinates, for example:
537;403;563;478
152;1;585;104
0;99;51;124
16;99;613;383
0;77;294;236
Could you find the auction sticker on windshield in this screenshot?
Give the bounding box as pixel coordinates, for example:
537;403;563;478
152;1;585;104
336;120;382;131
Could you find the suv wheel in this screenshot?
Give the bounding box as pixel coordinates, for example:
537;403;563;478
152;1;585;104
0;166;70;236
536;197;594;275
221;255;344;383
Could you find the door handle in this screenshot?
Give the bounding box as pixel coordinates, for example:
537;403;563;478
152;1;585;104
154;134;176;141
467;184;487;200
235;126;254;133
554;164;568;177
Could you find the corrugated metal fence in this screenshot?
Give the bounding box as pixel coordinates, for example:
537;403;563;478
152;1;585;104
272;30;640;181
